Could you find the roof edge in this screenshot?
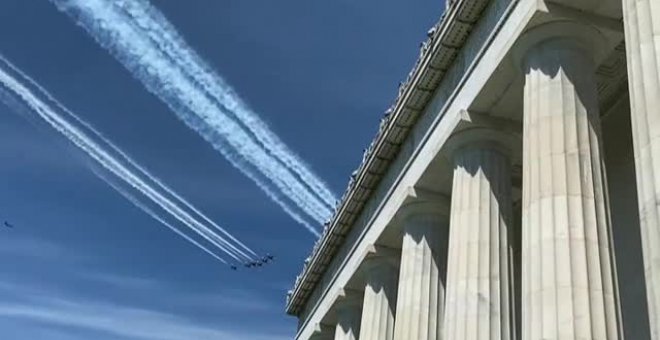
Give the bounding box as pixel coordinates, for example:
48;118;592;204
285;0;490;316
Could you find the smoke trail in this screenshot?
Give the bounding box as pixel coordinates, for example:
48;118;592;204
93;167;229;264
0;55;255;262
0;57;256;263
0;85;248;264
3;58;260;258
77;0;333;223
50;0;332;233
114;0;336;209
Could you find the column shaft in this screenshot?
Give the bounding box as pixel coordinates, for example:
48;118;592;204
521;38;621;339
359;257;398;340
622;1;660;337
393;208;447;340
444;145;515;340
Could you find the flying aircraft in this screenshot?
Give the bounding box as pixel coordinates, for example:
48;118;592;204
3;221;13;229
230;265;237;271
261;254;275;264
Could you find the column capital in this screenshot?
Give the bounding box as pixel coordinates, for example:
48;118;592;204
361;245;400;272
313;323;334;334
333;288;363;311
333;289;362;340
513;20;608;70
443;126;521;161
310;323;335;340
398;187;450;224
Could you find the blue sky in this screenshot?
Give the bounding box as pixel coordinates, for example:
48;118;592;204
0;1;440;339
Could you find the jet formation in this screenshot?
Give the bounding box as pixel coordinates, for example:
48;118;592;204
0;218;270;271
230;254;274;271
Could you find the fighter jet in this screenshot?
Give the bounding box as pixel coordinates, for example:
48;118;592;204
3;221;13;229
261;254;275;264
246;261;261;268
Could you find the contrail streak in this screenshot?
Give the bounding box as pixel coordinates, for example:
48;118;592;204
50;97;256;259
94;167;229;264
114;0;336;209
72;0;332;224
0;55;253;262
0;56;255;264
0;54;258;259
51;0;333;234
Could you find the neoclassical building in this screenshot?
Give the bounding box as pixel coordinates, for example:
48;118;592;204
286;0;660;339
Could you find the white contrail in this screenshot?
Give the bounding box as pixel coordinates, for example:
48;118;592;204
81;124;255;263
50;0;332;234
0;58;256;263
4;58;259;258
93;167;229;264
0;55;253;262
69;0;333;225
114;0;336;209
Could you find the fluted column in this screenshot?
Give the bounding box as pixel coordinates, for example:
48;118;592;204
358;252;399;340
393;202;449;340
334;291;362;340
622;1;660;337
443;129;515;340
520;26;622;339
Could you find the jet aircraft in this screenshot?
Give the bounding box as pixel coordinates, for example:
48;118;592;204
241;255;275;269
3;221;13;228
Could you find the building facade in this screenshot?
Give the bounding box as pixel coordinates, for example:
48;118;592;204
286;0;659;339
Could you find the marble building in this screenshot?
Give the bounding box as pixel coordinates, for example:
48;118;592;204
286;0;659;339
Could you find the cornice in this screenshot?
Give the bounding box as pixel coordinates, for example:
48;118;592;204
285;0;495;316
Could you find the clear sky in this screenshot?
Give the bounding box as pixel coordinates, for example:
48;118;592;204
0;1;441;339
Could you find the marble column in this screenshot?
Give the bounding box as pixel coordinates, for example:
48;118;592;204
334;291;362;340
443;129;516;340
520;27;622;339
622;1;660;337
358;252;399;340
393;202;449;340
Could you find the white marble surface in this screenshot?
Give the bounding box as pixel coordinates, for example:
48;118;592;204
521;35;621;339
444;133;515;340
622;1;660;338
358;255;398;340
393;203;449;340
